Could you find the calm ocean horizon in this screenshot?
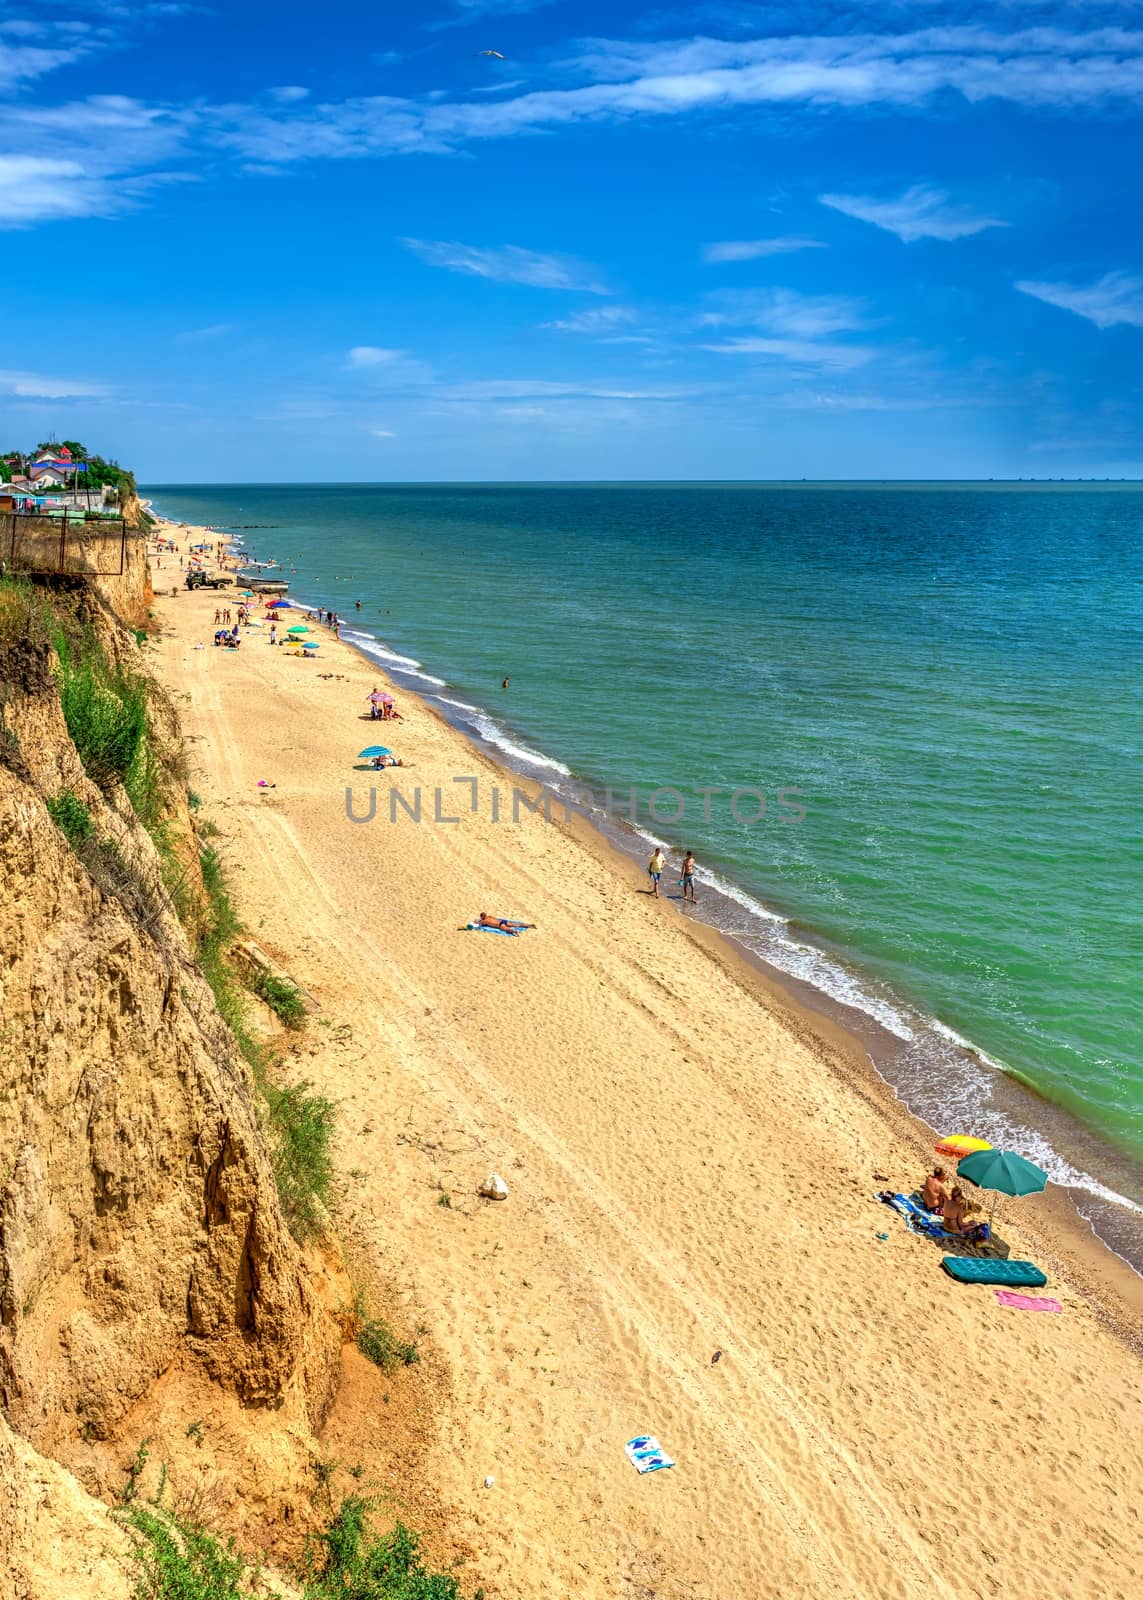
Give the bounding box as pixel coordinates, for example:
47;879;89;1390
147;481;1143;1267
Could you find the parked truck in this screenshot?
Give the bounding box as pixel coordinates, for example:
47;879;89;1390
185;570;233;590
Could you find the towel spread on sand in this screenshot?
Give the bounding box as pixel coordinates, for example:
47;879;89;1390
994;1291;1063;1313
463;922;518;936
625;1435;676;1474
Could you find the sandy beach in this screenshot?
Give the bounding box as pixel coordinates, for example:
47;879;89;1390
149;525;1142;1600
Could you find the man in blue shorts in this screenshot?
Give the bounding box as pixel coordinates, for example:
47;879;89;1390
681;850;697;904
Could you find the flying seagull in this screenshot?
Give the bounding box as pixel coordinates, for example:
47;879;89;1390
476;49;506;59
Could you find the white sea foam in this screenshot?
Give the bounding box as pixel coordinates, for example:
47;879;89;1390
468;712;573;777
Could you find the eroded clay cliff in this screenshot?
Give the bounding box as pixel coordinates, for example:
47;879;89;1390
0;567;342;1592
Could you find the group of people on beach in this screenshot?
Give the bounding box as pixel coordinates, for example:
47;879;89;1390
647;847;698;904
921;1167;989;1240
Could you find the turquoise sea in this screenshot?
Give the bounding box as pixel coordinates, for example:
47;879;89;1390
148;483;1143;1266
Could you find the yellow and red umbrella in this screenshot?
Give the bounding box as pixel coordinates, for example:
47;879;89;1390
934;1134;992;1160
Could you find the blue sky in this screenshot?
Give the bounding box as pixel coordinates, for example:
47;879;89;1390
2;1;1142;480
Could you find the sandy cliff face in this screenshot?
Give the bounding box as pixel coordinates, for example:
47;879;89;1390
0;584;342;1580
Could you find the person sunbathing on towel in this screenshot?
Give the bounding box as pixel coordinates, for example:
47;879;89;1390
921;1167;949;1214
371;754;404;768
477;912;536;932
942;1186;987;1240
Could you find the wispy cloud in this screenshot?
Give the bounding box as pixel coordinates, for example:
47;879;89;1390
701;288;870;339
436;379;699;402
699;288;875;367
346;346;407;368
8;23;1143;238
402;238;610;292
370;428;397;438
205;26;1143;172
176;323;234;343
703;237;825;263
542;305;639;334
700;336;874;369
820;185;1007;242
0;27;102;85
1015;270;1143;328
0;154;119;226
0;368;110;399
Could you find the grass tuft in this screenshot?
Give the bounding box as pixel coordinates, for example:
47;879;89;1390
356;1301;420;1373
263;1080;336;1243
250;969;307;1030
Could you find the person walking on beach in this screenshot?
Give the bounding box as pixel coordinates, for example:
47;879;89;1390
681;850;698;904
648;847;666;896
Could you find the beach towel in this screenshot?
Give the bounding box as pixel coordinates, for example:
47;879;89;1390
625;1436;676;1475
462;919;531;936
994;1291;1063;1313
877;1192;988;1248
941;1257;1048;1289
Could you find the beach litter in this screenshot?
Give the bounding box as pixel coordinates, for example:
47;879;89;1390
625;1435;676;1475
483;1476;495;1489
478;1173;509;1201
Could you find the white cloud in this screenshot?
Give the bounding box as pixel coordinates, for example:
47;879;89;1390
0;30;98;85
698;288;874;367
9;24;1143;234
436;379;699;401
370;428;397;438
542;305;638;334
199;25;1143;174
703;237;825;262
700;336;874;369
268;86;310;103
346;346;407;367
402;238;610;292
0;154;117;226
1015;270;1143;327
0;368;110;399
820;185;1007;242
701;288;870;339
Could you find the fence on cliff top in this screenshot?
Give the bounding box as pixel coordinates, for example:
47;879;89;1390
0;512;133;579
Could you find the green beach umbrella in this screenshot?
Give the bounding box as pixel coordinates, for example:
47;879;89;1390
287;624;310;634
956;1148;1047;1225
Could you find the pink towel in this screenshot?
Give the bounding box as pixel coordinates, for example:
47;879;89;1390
994;1291;1062;1313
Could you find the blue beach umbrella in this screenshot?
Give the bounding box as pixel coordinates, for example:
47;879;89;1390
358;746;393;758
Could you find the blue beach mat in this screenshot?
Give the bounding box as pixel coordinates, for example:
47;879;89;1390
461;918;532;936
625;1435;676;1475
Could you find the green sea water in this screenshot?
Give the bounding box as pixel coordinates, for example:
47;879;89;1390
149;482;1143;1261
